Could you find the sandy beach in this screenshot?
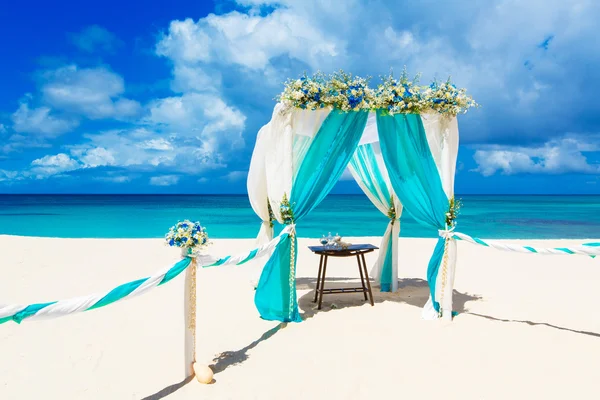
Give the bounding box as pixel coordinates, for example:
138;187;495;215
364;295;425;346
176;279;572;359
1;235;599;399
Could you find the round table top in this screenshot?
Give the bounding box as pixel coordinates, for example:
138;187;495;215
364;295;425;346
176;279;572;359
308;243;378;256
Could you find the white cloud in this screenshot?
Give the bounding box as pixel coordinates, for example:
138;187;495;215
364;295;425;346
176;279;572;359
171;64;219;93
383;27;415;50
0;170;22;182
67;127;228;175
93;175;131;183
138;138;173;151
30;153;80;178
69;129;176;169
146;92;246;153
78;147;116;168
150;175;180;186
40;65;141;120
225;170;248;182
472;135;600;176
11;101;79;136
70;25;123;54
0;124;6;133
234;0;282;5
5;65;140;151
155;10;343;93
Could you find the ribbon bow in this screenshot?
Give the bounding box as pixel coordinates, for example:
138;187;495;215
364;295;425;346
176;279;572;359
285;223;297;236
438;227;456;240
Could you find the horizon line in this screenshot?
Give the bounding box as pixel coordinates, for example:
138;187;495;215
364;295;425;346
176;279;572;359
0;193;599;196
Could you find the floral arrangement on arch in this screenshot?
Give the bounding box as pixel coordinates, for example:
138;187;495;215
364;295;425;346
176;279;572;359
326;70;375;112
373;69;426;115
278;69;478;116
278;72;328;110
165;220;210;252
421;78;478;116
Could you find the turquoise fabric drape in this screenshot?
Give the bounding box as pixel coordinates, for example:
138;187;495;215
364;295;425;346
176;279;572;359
349;143;397;292
291;110;369;219
254;109;369;322
254;232;301;322
349;144;392;207
376;111;448;311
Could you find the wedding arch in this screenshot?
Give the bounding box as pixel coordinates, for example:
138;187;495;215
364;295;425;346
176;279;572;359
247;70;475;322
3;69;599;385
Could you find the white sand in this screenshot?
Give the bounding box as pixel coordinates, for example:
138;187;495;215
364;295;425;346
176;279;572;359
1;235;599;399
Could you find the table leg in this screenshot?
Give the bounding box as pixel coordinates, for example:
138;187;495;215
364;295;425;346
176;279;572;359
356;254;368;301
314;254;324;303
318;255;328;310
360;253;374;306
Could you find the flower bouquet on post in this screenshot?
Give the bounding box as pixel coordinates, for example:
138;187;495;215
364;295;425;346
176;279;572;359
165;220;210;258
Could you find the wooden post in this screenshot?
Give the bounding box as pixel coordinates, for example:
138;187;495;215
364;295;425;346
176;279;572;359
183;256;196;378
441;239;457;321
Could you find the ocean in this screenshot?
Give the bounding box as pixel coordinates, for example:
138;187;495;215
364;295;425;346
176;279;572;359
0;194;599;239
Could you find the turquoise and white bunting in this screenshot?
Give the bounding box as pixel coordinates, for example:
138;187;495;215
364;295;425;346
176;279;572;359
0;227;290;325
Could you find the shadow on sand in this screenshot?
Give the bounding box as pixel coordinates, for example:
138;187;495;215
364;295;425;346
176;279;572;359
465;312;600;339
143;276;598;398
141;376;194;400
210;322;287;374
297;276;481;320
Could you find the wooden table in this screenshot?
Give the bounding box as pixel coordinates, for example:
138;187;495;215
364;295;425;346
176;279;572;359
308;244;378;310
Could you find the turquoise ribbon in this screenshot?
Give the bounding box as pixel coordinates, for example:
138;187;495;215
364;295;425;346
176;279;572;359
1;258;192;325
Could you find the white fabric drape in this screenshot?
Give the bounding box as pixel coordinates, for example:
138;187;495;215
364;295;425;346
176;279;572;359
258;104;332;222
349;138;403;292
370;214;401;290
358;112;379;145
264;104;294;223
247;111;275;244
292;108;331;180
420;111;459;320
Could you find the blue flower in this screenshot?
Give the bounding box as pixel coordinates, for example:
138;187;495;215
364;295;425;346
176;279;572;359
169;239;175;246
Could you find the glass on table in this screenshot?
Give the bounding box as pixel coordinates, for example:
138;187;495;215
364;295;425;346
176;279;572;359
320;235;328;247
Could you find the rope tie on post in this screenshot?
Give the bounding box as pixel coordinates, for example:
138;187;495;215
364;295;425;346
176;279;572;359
279;193;296;321
289;230;296;321
437;226;455;317
188;255;198;366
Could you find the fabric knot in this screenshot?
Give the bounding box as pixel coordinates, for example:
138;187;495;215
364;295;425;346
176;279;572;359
286;224;297;236
181;247;196;259
438;227;455;240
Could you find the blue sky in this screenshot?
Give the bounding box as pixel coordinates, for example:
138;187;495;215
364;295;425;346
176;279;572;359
1;0;599;194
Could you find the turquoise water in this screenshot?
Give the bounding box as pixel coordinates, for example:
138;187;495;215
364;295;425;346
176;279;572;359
0;194;599;239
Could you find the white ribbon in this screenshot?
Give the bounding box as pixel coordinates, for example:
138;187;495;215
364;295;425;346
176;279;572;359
438;227;455;240
1;230;292;324
287;223;296;236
